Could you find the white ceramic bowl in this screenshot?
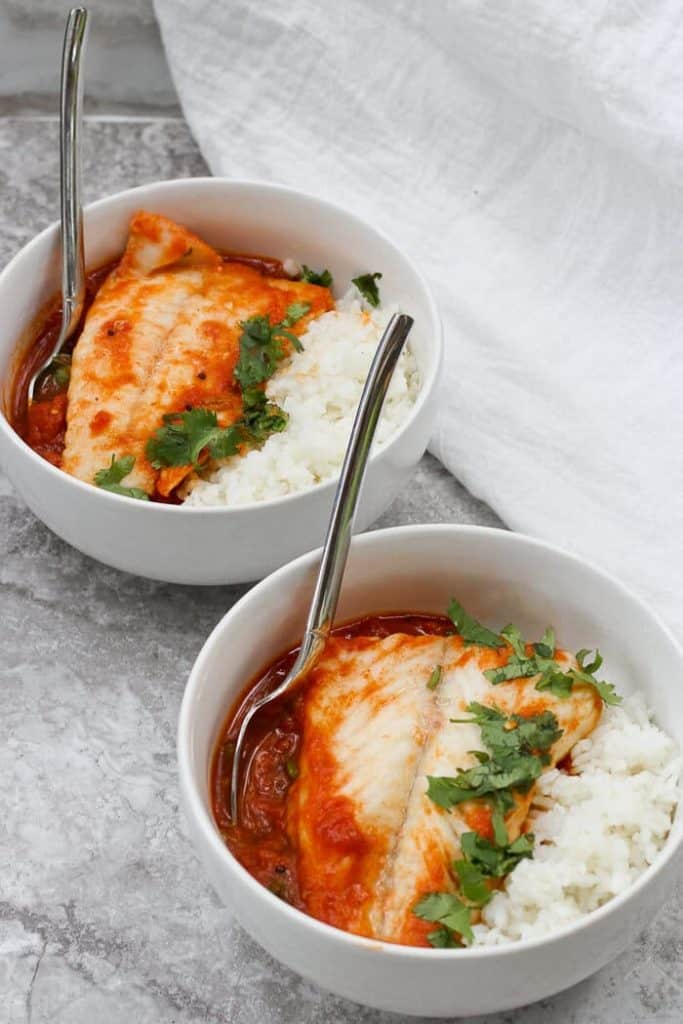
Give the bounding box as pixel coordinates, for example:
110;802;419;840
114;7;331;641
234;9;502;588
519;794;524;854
0;178;441;584
178;524;683;1017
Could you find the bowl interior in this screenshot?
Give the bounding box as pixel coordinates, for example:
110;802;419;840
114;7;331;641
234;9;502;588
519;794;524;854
183;524;683;887
0;178;439;422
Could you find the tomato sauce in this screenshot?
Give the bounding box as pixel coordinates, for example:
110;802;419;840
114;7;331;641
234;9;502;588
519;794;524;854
8;250;292;479
211;613;454;907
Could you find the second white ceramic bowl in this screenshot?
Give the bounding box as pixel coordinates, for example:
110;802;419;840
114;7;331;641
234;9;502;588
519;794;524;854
0;178;442;584
178;524;683;1017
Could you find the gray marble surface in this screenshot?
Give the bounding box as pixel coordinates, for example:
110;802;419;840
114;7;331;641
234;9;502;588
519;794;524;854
0;116;681;1023
0;0;179;116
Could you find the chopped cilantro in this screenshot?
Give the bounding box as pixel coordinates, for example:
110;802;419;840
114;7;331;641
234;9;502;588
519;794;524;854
145;393;289;471
427;752;541;810
483;658;540;685
94;454;149;501
34;352;72;400
282;302;310;327
425;924;462;948
452;702;563;759
563;649;621;706
534;626;556;659
234;305;307;390
301;265;333;287
428;703;562;812
351;271;382;307
427;665;443;691
535;666;574;699
413;892;473;946
500;623;526;659
462;830;534;876
447;598;504;649
453;859;492;907
146;408;241;469
479;618;620;707
285;758;299;780
240;387;289;442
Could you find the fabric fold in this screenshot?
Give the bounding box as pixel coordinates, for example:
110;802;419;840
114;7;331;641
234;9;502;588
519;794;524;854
154;0;683;634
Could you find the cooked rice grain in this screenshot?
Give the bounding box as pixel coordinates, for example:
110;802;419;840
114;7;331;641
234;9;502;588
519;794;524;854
474;694;680;945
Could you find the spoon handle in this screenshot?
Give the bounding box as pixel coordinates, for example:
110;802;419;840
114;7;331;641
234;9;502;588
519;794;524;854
270;311;414;693
59;8;88;337
229;312;413;820
305;311;414;636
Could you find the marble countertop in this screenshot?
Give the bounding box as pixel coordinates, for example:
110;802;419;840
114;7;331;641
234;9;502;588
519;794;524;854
1;116;681;1024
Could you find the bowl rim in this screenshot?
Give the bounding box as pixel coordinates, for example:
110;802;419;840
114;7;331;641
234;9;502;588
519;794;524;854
178;522;683;960
0;176;443;515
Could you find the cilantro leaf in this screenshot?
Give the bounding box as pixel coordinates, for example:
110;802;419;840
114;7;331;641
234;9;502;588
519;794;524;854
146;409;241;469
534;626;556;659
426;752;541;810
234;305;309;392
426;925;462;948
447;598;504;649
413;892;474;946
234;317;288;389
452;702;562;759
430;704;562;815
282;302;310;327
489;795;510;846
351;271;382;307
459;830;535;879
51;353;72;388
535;667;574;699
301;265;333;287
427;665;443;691
484;658;541;684
240;387;289;442
576;648;602;674
93;454;149;501
534;647;621;705
500;624;526;659
453;860;492;907
35;352;72;400
567;651;621;705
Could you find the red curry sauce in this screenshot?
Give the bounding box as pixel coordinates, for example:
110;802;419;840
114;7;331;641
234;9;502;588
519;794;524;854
211;613;455;908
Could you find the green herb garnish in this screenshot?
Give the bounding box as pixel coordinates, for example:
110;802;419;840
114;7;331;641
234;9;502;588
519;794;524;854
94;454;149;501
482;624;621;707
447;598;504;649
500;624;526;660
534;626;556;659
453;859;492;907
301;265;333;287
234;304;308;389
413;892;473;947
351;271;382;307
427;703;562;812
51;352;72;388
452;702;562;760
427;665;443;691
451;829;535;908
146;408;241;469
285;758;299;780
460;830;535;880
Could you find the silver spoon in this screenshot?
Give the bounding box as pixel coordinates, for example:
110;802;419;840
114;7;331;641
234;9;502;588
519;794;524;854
29;7;89;402
230;311;414;822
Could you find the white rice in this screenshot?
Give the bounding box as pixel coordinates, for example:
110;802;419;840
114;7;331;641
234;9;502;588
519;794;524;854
473;694;680;945
184;291;419;507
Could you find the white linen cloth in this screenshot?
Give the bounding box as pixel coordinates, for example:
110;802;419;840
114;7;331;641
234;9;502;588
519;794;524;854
154;0;683;635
